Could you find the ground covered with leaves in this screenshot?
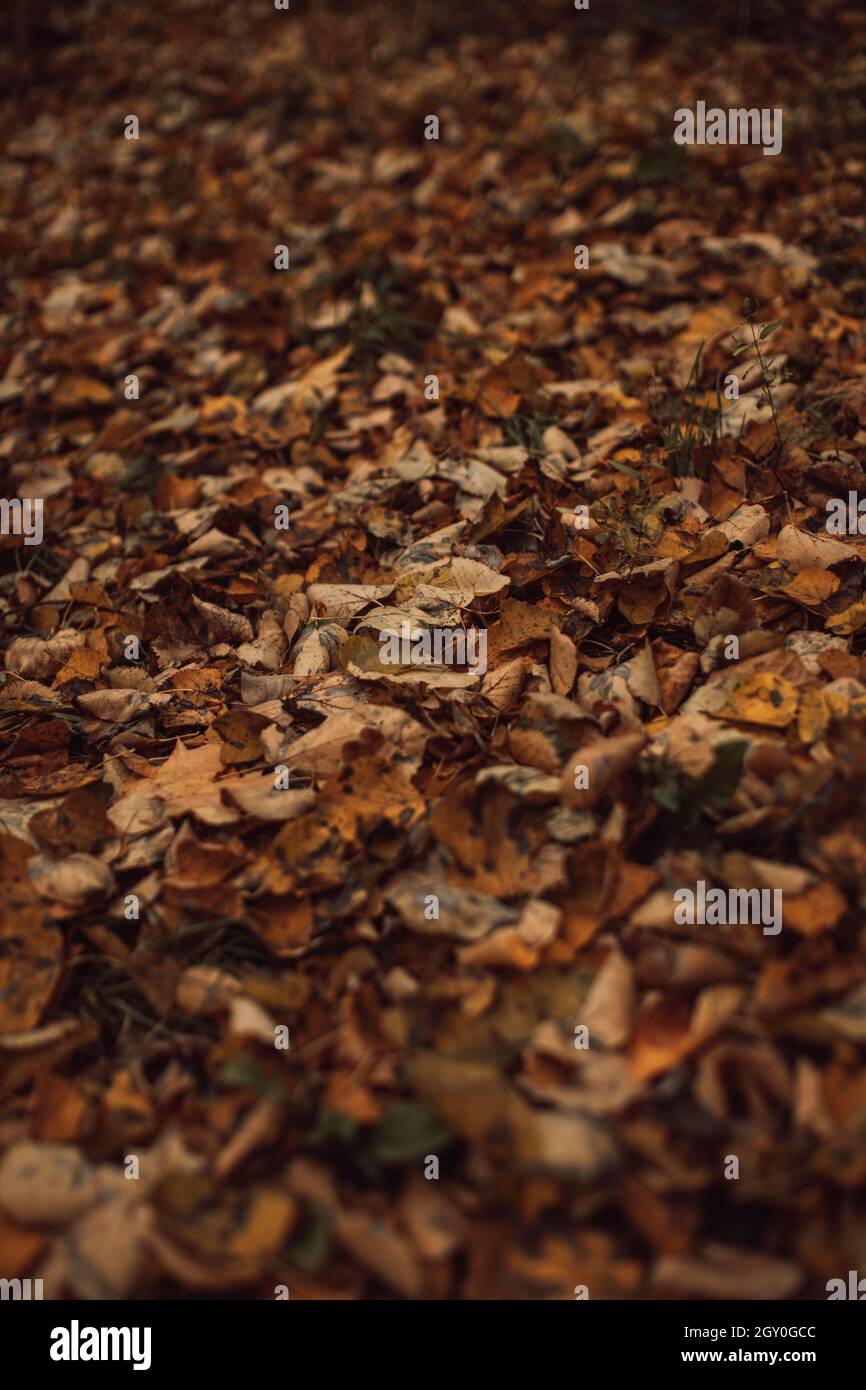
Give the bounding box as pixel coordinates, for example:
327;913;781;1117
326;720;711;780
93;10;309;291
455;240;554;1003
1;0;866;1300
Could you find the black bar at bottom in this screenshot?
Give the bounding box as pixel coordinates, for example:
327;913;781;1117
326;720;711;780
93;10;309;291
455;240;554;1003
0;1297;859;1377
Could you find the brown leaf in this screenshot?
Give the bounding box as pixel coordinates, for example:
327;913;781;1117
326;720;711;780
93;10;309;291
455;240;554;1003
549;627;577;695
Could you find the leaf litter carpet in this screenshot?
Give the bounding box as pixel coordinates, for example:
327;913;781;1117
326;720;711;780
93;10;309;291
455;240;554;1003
1;0;866;1299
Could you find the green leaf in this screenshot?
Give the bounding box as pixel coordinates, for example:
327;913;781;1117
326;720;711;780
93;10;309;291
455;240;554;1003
304;1107;357;1148
366;1101;452;1166
648;761;682;813
759;320;782;340
633;140;688;187
645;740;748;824
218;1057;292;1104
609;460;640;479
285;1199;333;1274
680;739;749;823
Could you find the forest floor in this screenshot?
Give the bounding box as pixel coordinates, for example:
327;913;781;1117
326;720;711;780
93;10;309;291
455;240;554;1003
1;0;866;1299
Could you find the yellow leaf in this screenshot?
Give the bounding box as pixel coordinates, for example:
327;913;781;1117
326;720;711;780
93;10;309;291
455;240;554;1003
780;567;839;605
797;689;830;743
717;672;799;728
827;600;866;635
783;882;847;936
54;646;103;686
